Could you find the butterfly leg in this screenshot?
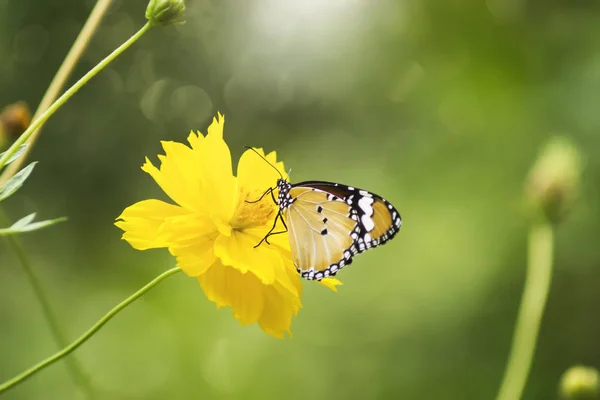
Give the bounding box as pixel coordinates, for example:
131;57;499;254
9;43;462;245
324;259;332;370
246;187;277;205
254;211;288;248
263;213;288;245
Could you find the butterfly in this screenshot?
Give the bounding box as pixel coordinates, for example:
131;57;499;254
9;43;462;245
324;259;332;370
247;148;402;281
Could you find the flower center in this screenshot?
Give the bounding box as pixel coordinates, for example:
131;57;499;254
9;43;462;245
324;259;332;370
231;189;277;231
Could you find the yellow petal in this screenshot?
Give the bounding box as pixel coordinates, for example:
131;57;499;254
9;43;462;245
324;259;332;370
278;258;303;301
243;225;291;253
198;260;265;325
240;226;300;298
318;278;343;292
169;237;217;277
115;199;188;250
237;147;286;195
192;114;236;235
258;285;301;339
213;231;280;284
141;151;200;214
208;112;225;137
159;214;217;248
186;112;224;150
187;129;203;150
158;141;206;212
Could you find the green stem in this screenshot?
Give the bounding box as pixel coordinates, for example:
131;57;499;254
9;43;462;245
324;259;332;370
0;0;114;187
0;3;113;397
495;222;554;400
0;21;153;171
0;208;95;397
0;267;182;394
4;234;96;398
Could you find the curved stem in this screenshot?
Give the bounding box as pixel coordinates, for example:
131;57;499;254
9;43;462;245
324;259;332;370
0;0;114;187
0;3;113;397
495;222;554;400
4;233;96;398
0;267;182;394
0;21;153;171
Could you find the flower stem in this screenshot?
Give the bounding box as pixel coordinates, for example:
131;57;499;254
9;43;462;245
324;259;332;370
0;3;113;396
4;232;96;398
0;21;153;171
0;267;182;394
495;221;554;400
0;0;114;187
0;207;96;396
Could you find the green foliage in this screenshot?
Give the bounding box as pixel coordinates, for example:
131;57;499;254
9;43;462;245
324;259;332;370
0;161;36;202
0;156;66;236
0;144;27;167
0;213;67;236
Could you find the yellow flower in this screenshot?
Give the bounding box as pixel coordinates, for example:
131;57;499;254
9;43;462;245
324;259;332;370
116;113;340;338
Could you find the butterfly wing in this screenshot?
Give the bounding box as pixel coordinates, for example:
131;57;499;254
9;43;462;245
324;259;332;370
281;181;402;280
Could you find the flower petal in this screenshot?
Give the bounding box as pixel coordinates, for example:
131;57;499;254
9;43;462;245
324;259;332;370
238;226;302;299
258;285;301;339
192;113;236;235
318;278;343;292
213;231;280;284
187;129;203;150
186;112;225;151
159;214;217;248
157;141;206;212
237;147;286;195
278;258;303;300
115;199;188;250
243;225;291;253
141;142;203;214
170;237;217;277
141;122;236;231
198;260;265;325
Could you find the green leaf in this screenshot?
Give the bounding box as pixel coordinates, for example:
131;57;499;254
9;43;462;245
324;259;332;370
11;212;36;229
0;161;37;202
0;144;28;166
0;213;67;236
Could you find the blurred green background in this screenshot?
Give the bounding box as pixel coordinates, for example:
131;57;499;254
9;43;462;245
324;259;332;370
1;0;600;399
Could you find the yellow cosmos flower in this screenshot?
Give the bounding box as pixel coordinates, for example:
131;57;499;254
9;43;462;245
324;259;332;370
116;113;340;338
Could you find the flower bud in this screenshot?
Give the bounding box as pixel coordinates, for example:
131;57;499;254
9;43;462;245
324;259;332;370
146;0;186;27
560;365;599;400
0;101;31;139
525;136;583;224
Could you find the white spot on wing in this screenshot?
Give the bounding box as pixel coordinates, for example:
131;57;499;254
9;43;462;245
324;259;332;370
358;197;374;216
361;214;375;232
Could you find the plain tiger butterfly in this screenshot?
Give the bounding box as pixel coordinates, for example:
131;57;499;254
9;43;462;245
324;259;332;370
246;147;402;281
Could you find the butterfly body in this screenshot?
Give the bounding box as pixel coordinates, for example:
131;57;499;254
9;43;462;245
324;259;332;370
274;178;401;281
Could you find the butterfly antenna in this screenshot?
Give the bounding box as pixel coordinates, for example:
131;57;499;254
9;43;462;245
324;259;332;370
243;146;285;180
285;168;292;181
